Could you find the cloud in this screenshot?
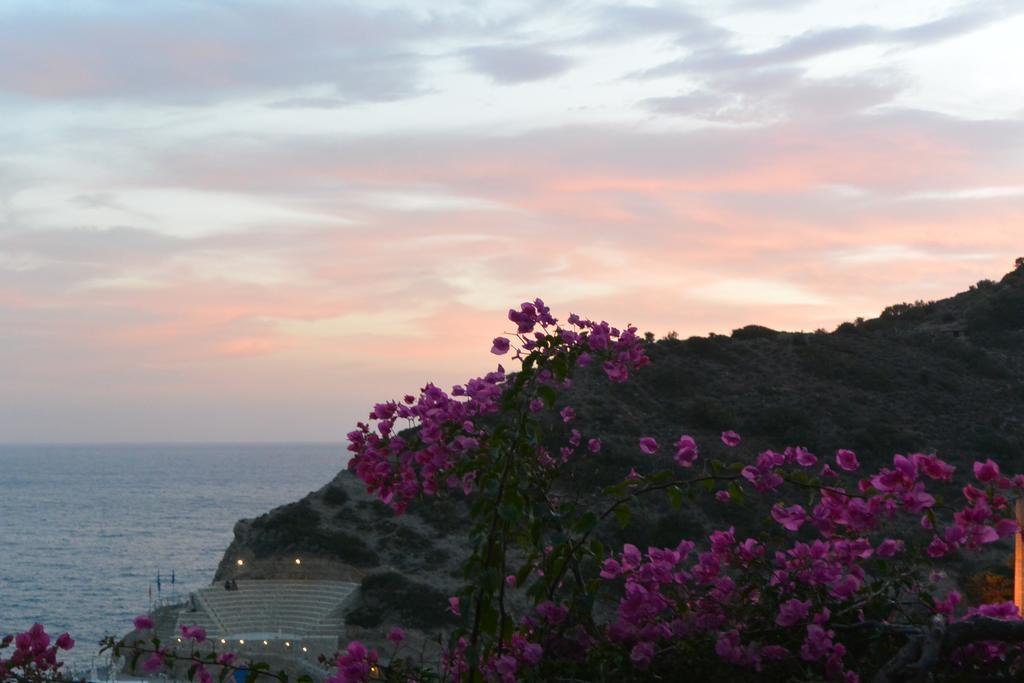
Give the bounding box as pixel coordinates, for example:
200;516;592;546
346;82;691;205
644;3;1023;78
462;44;574;84
3;1;1023;441
585;3;728;45
0;2;460;102
644;71;905;122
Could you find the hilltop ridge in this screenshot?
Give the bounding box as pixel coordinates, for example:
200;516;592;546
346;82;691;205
214;258;1024;653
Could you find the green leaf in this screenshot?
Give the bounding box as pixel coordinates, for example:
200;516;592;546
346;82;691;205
728;482;746;504
647;470;674;485
667;486;683;509
614;504;631;529
603;482;630;497
924;508;937;529
538;386;558;407
573;511;598;534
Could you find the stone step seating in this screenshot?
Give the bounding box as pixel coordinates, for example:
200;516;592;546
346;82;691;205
176;580;358;639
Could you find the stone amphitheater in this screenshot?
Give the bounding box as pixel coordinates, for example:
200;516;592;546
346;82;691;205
170;579;358;679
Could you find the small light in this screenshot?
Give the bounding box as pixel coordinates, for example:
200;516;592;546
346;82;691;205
284;642;290;647
294;558;301;565
302;646;308;652
263;640;268;646
220;639;226;645
239;640;245;645
236;559;244;566
176;638;182;643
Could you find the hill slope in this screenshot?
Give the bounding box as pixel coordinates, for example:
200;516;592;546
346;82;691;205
213;258;1024;652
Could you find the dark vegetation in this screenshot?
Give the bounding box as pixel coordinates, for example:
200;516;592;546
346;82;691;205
221;258;1024;630
564;259;1024;484
248;499;380;567
345;571;458;630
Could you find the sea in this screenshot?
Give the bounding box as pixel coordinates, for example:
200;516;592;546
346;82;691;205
0;443;346;674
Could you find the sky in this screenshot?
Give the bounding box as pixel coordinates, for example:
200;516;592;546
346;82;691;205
1;0;1022;443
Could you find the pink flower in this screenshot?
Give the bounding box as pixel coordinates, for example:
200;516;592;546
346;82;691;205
674;435;699;468
599;558;621;579
974;459;1000;483
26;624;49;651
603;361;629;383
346;641;368;660
912;453;954;481
721;430;741;447
630;641;655;670
715;490;731;503
559;406;575;423
505;574;517;587
927;536;951;558
180;625;206;643
776;599;812;627
536;601;568;626
142;653;164;673
800;624;834;662
876;539;904;557
490;337;510;355
995;518;1019;539
714;631;745;665
639;437;659;454
793;447;817;467
133;615;154;631
494;655;517;676
522;642;543;665
55;633;74;651
588;438;602;453
970;602;1021;620
387;628;405;645
935;591;962;616
771;504;807;532
835;449;859;472
447;597;461;616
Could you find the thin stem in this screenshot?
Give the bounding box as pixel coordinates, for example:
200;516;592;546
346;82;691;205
467;407;528;679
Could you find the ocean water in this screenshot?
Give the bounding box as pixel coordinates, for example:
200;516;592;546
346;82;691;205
0;443;346;673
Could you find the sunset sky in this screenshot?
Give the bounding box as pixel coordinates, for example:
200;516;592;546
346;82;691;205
2;0;1022;443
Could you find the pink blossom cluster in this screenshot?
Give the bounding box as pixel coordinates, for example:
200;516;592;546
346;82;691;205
346;299;649;512
52;300;1024;683
585;438;1024;680
926;459;1022;557
0;624;74;680
328;641;379;683
480;632;544;683
123;619;223;682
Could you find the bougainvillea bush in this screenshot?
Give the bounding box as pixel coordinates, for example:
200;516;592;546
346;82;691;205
8;299;1024;683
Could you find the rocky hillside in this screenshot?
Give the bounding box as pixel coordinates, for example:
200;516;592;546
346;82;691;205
215;258;1024;653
